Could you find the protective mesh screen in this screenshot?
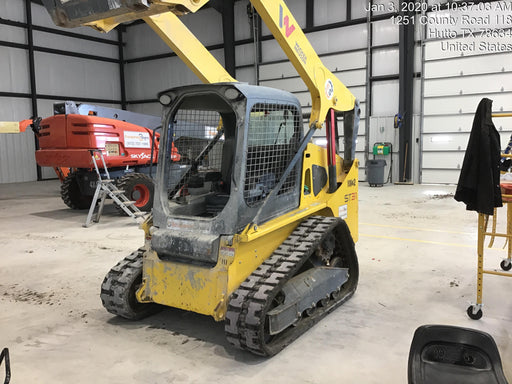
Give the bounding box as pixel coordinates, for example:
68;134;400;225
245;103;300;206
167;109;224;199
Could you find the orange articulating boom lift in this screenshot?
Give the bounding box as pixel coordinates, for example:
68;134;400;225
5;102;163;211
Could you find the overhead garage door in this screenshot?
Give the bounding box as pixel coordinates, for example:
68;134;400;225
421;2;512;184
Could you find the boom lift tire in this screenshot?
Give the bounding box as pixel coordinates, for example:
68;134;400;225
100;249;161;320
225;216;358;356
116;173;154;213
61;172;93;210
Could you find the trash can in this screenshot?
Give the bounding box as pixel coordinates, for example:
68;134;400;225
368;159;387;187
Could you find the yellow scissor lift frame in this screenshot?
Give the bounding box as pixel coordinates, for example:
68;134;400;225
468;112;512;320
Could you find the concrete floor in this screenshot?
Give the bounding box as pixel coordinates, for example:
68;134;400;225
0;180;511;383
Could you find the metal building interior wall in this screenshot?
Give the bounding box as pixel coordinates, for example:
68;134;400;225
0;0;123;183
122;0;402;183
2;0;510;185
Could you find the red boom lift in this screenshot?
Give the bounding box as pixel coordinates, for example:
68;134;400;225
22;102;163;211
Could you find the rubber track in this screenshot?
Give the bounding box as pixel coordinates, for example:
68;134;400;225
225;216;357;356
100;249;147;319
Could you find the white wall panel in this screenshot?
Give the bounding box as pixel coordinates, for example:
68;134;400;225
0;47;30;93
347;85;366;100
372;80;399;116
235;0;252;41
424;54;512;79
314;0;347;25
252;26;368;64
125;9;222;60
261;39;288;62
35;52;120;100
422;169;459;184
260;77;308;93
259;51;366;81
425;35;512;61
422;133;469;151
320;51;367;72
181;8;223;46
235;43;256;67
422;152;465;170
372;19;399;46
0;0;26;23
34;31;118;60
413;78;422;115
424;93;512;116
125;48;227;100
352;1;370;18
293;91;312;107
308;25;367;54
372;48;399;76
236;66;256;85
288;0;307;28
414;45;422;73
423;115;476;133
495;118;512;135
0;25;27;44
0;98;37;183
424;73;512;97
125;23;170;59
260;77;365;96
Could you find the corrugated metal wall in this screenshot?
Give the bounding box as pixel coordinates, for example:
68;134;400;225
0;0;122;183
0;1;37;183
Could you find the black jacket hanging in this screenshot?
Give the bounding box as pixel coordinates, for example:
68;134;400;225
454;98;502;215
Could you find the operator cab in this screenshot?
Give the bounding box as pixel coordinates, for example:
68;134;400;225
151;83;303;265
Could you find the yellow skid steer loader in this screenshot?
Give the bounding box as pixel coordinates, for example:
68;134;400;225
41;0;361;356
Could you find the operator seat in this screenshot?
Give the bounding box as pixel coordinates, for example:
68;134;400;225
408;325;508;384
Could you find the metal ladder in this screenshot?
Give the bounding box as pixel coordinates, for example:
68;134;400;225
84;150;146;228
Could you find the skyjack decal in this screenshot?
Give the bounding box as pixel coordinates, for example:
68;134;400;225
130;153;151;160
279;4;295;38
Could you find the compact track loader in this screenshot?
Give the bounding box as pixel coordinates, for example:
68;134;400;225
41;0;361;356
